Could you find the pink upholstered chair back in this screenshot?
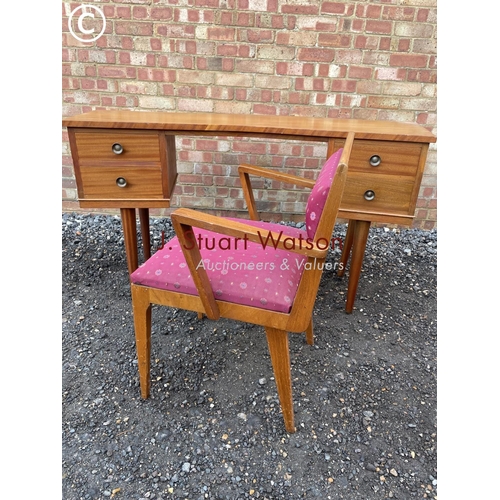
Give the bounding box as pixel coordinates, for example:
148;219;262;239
305;148;344;240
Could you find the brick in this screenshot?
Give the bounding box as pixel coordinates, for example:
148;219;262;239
277;32;317;46
366;20;392;34
318;34;352;47
258;45;296;60
253;104;277;115
413;38;437;54
119;81;158;95
400;98;436;111
206;27;235;41
297;48;335;62
377;110;416;122
394;22;434;38
289;106;326;117
236;60;274;73
282;4;319;15
367;96;400;109
348;66;373;79
215;73;254;87
239;29;274;43
132;6;148;18
192;0;219;6
115;21;153;36
383;81;422;95
178;99;215;112
390;54;428;68
255;75;291;89
151;7;173;20
116;6;131;18
421;84;437;98
214;101;252;114
178;70;215;84
417;8;430;22
138;96;175;109
352;108;378;120
321;3;350;15
379;37;392;52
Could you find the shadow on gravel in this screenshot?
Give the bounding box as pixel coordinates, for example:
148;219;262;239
62;213;437;500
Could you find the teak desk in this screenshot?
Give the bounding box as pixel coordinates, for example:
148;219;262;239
63;110;436;313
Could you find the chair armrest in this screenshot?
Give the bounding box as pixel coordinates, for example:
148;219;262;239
238;164;316;189
171;208;328;259
238;164;315;221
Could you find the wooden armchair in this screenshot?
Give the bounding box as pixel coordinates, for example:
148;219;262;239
130;132;354;433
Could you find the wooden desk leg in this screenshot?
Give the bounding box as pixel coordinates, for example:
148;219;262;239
138;208;151;261
337;220;355;278
345;220;371;314
120;208;139;275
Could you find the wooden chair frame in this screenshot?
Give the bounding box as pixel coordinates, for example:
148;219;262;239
131;132;355;433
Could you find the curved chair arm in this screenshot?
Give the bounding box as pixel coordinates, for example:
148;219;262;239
238;164;316;221
171;208;329;259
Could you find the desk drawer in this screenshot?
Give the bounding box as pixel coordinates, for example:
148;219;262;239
348;140;422;177
75;131;161;163
341;173;415;215
80;165;163;199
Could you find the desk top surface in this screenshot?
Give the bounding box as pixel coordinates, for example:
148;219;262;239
63;110;436;143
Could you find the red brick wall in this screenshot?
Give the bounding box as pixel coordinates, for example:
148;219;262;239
62;0;437;229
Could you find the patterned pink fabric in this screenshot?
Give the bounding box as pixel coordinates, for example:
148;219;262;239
305;148;343;239
130;220;307;313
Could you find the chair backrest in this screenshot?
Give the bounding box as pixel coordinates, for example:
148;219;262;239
305;147;344;240
285;133;354;332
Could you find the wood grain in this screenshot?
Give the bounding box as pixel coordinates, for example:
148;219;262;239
63;110;437;143
75;130;161;162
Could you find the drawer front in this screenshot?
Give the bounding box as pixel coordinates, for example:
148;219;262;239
341;173;415;215
75;131;161;163
80;165;163;199
348;140;422;177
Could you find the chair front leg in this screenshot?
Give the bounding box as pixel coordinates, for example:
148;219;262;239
131;285;152;399
265;327;296;434
305;317;314;346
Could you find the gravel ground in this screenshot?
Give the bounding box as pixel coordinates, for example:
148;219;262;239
62;212;437;500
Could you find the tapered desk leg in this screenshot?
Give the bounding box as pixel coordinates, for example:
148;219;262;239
338;220;355;278
345;220;371;314
138;208;151;261
120;208;139;275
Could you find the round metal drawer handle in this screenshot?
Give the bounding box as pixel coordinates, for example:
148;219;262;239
116;177;127;188
369;155;381;167
364;190;375;201
112;143;124;155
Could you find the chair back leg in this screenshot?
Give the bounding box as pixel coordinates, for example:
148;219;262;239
265;327;296;433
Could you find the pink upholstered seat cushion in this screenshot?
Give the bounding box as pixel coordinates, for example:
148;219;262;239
305;148;343;239
130;219;307;313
